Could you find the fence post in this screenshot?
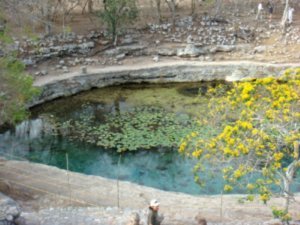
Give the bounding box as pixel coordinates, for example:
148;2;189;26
220;190;223;224
117;154;122;208
66;153;72;205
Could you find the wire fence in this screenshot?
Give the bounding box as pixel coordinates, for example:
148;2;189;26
0;151;99;207
1;150;300;215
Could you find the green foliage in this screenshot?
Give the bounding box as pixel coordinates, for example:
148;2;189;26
180;68;300;213
97;0;138;42
0;57;40;125
0;17;12;44
271;207;292;223
0;11;39;125
0;31;13;44
60;106;198;152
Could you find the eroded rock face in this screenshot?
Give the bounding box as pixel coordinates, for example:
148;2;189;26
0;192;21;225
30;61;298;107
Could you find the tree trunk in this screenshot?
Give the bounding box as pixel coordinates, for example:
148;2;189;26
280;0;289;31
43;0;52;36
154;0;162;23
282;141;299;213
282;175;291;213
214;0;223;17
191;0;196;16
165;0;176;29
88;0;93;13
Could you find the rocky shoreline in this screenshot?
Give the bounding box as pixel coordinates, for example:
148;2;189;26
30;60;300;107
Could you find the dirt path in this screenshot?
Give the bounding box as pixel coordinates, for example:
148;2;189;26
33;60;300;87
1;158;300;224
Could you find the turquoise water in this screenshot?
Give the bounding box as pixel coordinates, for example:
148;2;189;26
0;82;299;195
0;133;226;195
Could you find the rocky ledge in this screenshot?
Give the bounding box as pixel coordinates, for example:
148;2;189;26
31;61;300;107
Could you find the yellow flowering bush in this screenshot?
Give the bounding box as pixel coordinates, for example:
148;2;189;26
180;68;300;215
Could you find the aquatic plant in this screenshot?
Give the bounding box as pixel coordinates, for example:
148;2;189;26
62;106;199;152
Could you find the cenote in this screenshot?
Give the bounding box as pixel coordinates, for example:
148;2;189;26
1;82;299;195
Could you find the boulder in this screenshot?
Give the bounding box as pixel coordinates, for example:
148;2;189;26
158;48;176;56
40;70;48;76
79;42;95;50
209;45;236;53
153;55;159;62
62;66;69;73
22;58;35;66
116;53;126;61
254;45;267;53
38;47;51;54
177;44;206;57
126;212;140;225
226;69;245;82
121;35;134;45
0;192;21;225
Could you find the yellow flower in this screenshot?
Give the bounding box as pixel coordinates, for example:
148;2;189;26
192;149;203;158
260;77;274;85
233;169;242;179
208;142;216;148
191;132;197;137
274;162;281;168
272;101;280;108
247;183;255;190
223;147;232;155
227;138;235;146
273;152;284;161
260;193;270;203
245;100;253;107
179;141;187;153
224;185;233;192
238;143;249;154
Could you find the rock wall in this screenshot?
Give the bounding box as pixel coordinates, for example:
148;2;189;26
31;61;300;107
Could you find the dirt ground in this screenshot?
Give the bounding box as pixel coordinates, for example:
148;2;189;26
1;159;300;225
7;0;300;72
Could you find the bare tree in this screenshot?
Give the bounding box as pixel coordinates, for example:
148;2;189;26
82;0;94;14
214;0;223;17
191;0;196;15
165;0;176;29
280;0;289;31
154;0;162;23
